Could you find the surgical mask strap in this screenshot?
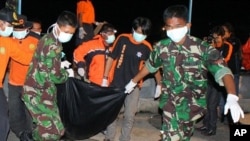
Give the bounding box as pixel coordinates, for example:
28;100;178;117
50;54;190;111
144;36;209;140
47;23;57;34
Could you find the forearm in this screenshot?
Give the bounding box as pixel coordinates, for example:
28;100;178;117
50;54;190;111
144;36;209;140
103;57;113;78
222;74;236;95
154;70;162;85
132;66;150;83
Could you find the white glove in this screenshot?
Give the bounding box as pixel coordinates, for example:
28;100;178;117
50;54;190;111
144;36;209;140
154;85;162;98
224;94;244;123
78;68;85;77
124;80;137;94
66;68;74;77
61;60;71;69
101;78;109;87
79;27;87;39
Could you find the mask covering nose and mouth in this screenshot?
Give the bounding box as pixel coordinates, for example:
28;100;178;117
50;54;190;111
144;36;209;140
51;23;73;43
166;26;188;43
105;34;115;44
0;26;13;37
13;29;29;39
133;30;147;43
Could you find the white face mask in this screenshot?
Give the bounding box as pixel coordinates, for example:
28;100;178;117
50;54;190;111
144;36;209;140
13;29;29;39
53;24;73;43
166;26;188;43
33;31;41;35
58;31;73;43
0;26;13;37
133;31;147;43
105;34;115;44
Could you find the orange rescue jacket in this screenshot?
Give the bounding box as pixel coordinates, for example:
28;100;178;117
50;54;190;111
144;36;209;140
74;35;112;85
77;0;95;24
0;36;32;88
8;35;39;86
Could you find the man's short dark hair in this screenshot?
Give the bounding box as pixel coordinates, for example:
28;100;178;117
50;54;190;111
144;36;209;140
211;25;225;36
57;11;77;28
163;5;189;22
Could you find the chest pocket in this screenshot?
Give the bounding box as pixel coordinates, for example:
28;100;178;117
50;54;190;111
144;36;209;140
160;51;179;71
182;53;201;69
182;53;205;81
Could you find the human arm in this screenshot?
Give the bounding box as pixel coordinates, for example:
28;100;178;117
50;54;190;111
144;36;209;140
125;66;151;93
222;74;244;123
222;74;236;94
73;43;91;77
101;57;114;87
154;70;162;98
223;76;245;122
223;41;233;63
205;43;244;122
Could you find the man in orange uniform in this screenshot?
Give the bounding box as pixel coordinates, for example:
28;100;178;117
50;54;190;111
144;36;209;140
74;23;117;86
0;8;33;140
8;15;41;140
76;0;96;46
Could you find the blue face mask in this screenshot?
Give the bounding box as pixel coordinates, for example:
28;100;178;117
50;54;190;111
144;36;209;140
0;26;13;37
133;31;147;43
61;52;66;59
13;29;29;39
105;34;115;44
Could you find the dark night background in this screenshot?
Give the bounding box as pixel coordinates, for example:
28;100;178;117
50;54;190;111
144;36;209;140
1;0;249;61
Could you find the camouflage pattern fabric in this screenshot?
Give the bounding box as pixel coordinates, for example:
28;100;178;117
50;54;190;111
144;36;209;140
145;35;233;141
5;0;18;12
22;33;69;140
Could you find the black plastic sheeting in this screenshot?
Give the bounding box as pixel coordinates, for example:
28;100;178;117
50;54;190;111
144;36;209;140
56;78;126;140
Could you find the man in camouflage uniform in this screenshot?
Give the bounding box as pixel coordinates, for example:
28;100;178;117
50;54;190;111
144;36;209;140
124;5;244;141
22;11;77;140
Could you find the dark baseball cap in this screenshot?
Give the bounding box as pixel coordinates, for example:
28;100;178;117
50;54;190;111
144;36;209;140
0;8;21;25
100;23;117;33
13;15;33;29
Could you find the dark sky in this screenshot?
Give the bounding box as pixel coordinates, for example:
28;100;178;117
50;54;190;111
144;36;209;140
1;0;249;52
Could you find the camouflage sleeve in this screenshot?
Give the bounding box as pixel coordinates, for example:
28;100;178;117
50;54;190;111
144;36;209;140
145;43;162;73
206;45;233;86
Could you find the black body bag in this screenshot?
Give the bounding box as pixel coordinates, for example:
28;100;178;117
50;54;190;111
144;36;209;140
56;78;126;140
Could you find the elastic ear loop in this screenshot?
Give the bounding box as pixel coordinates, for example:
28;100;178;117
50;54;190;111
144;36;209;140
47;23;57;34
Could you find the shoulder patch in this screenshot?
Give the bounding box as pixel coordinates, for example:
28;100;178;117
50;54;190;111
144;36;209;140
0;47;6;54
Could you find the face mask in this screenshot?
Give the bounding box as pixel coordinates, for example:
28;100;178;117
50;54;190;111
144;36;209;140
53;24;73;43
105;34;115;44
0;26;13;37
61;52;66;59
166;26;188;43
34;31;41;35
133;31;147;43
58;32;73;43
13;29;29;39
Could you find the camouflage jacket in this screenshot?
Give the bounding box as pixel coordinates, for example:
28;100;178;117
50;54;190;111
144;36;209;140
23;33;68;98
145;35;233;121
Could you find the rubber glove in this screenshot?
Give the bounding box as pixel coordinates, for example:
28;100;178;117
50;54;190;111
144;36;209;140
154;85;162;98
78;68;85;77
66;68;74;77
124;80;137;94
101;78;108;87
79;27;87;39
61;60;71;69
224;94;244;123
